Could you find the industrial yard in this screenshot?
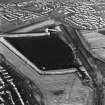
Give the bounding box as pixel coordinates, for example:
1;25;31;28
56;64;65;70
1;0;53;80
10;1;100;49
0;0;105;105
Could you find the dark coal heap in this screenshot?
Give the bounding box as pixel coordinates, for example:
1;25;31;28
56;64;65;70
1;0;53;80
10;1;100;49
5;35;76;70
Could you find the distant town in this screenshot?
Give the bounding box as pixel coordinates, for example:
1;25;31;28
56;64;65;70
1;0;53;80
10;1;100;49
1;0;105;31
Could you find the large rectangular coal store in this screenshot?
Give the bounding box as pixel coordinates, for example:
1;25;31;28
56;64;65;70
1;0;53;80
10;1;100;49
0;25;94;105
